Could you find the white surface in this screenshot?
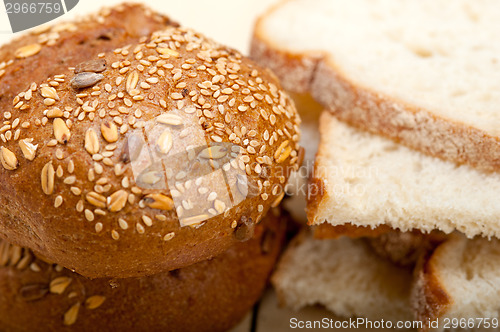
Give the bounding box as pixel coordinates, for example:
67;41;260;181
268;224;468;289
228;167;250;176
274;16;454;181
0;0;276;54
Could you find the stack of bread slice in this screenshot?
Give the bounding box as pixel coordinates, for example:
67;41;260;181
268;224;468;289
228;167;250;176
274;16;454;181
251;0;500;329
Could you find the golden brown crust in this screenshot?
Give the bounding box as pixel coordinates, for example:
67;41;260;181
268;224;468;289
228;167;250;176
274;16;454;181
251;18;500;173
250;13;323;94
0;4;176;103
0;7;301;278
305;176;326;225
0;209;286;332
411;247;452;331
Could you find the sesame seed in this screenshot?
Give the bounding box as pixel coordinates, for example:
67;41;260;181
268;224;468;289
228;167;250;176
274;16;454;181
142;215;153;227
54;196;63;208
111;230;120;240
84;209;95;222
163;232;175;241
136;223;145;234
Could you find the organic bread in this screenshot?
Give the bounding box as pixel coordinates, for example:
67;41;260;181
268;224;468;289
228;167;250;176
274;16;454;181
308;112;500;239
272;230;413;321
0;8;301;278
0;208;286;332
251;0;500;172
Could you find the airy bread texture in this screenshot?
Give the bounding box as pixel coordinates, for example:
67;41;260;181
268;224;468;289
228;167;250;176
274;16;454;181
251;0;500;172
412;234;500;332
272;231;413;321
0;8;301;278
308;112;500;239
0;209;286;332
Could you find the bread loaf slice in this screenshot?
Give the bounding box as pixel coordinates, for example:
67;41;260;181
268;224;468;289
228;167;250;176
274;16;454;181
272;231;413;321
308;112;500;239
412;234;500;331
251;0;500;172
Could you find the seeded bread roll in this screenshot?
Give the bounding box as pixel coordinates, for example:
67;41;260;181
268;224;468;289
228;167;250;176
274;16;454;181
0;208;286;332
0;17;301;278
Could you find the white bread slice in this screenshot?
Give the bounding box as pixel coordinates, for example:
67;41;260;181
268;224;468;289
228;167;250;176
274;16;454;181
251;0;500;172
272;231;413;321
308;112;500;239
412;234;500;331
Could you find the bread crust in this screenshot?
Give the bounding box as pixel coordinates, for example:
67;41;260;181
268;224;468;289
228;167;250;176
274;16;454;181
251;15;500;173
411;245;452;331
313;223;392;240
0;209;286;332
0;7;301;278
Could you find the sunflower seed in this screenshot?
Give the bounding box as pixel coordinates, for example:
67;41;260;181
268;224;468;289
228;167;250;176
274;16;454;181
86;192;106;208
143;194;174;211
85;295;106;309
101;121;118;143
40;86;59;100
156;130;173;154
276;146;292;163
53;118;70;144
19;284;48;302
140;171;162;185
126;71;139;94
50;276;72;294
74;59;107;74
0;147;18;170
274;140;290;162
180;214;209;227
156;114;182;126
63;302;80;326
41;162;55;195
15;44;41;58
71;72;104;90
107;190;127;212
157;48;179;57
46;108;63;118
199;146;227;159
84;128;100;155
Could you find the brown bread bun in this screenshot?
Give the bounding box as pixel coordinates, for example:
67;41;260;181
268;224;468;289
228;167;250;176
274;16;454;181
0;209;286;332
0;9;301;278
0;3;176;103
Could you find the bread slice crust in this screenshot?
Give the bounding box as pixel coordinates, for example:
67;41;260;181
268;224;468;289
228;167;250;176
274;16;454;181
251;5;500;173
